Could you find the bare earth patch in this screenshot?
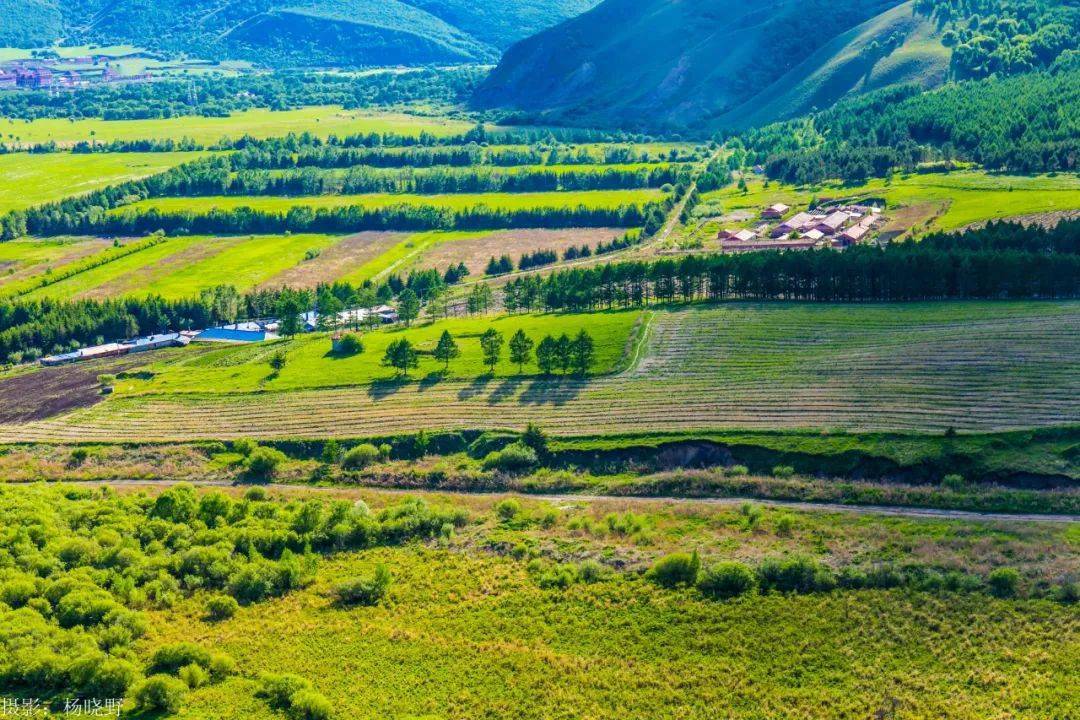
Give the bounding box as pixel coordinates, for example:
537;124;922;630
258;232;407;289
0;357;140;423
409;228;626;274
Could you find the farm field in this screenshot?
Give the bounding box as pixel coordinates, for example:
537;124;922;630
0;236;117;289
2;301;1076;442
113;189;666;215
115;310;641;395
0;107;479;147
0;151;204;212
697;172;1080;240
0;482;1074;720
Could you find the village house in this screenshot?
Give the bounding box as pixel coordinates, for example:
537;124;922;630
762;203;790;219
194;322;279;344
723;238;820;253
719;228;756;243
837;223;870;246
772;212;814;237
815;211;849;235
800;229;825;243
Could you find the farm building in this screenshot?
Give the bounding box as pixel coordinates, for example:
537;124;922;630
762;203;790;219
800;229;825;242
816;211;849;235
772;212;814;237
126;333;190;353
194;322;279;344
720;229;756;242
838;224;870;246
41;343;129;366
723;238;820;253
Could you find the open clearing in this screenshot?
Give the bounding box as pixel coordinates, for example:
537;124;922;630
0;151;203;212
0;106;477;147
698;172;1080;239
2;301;1076;441
114;189;665;215
398;227;627;275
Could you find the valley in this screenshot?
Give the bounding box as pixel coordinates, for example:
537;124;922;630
0;2;1076;718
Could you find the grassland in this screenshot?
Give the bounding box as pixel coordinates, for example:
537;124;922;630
3;301;1076;442
0;151;204;212
115;310;641;395
695;172;1080;241
0;482;1074;720
0;107;478;147
0;237;116;290
114;189;665;215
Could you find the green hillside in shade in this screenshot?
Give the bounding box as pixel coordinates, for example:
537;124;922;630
473;0;953;131
8;0;599;66
0;0;63;46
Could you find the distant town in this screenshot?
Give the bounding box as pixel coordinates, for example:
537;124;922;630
718;201;884;253
0;54;152;90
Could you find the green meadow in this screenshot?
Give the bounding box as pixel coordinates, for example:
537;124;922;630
337;230;489;284
0;107;477;147
114;189;665;215
115;310;641;395
12;234;355;301
701;172;1080;234
0;151;203;212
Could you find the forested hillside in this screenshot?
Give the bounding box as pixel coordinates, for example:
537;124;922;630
4;0;598;66
0;0;62;46
474;0;1080;132
743;68;1080;183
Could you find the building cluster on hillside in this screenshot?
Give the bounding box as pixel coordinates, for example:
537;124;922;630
719;202;884;253
0;58;149;91
39;306;400;367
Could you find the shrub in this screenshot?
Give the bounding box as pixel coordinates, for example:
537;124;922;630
698;562;757;599
772;465;796;478
988;568;1021;598
757;556;835;594
775;514;795;537
537;565;577;589
205;595;238;621
244;486;268;501
179;663;209;689
290;690;334;720
494;498;522;521
233;438;258;457
333;564;392;606
208;653;238;681
335;334;364;356
1054;581;1079;604
647;552;701;588
258;673;312;709
342;444;380;471
942;473;967;490
577;560;607;583
69;447;89;466
133;675;187;714
69;656;139;697
482;442;538;472
246;447;287;481
0;578;36;608
150;642;212;675
728;465;749;476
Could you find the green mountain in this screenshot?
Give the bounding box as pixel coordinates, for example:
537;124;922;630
6;0;599;66
473;0;1080;132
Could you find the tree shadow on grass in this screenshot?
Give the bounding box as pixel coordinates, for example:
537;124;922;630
517;375;587;406
418;371;445;391
457;375;492;401
367;376;410;400
486;378;525;405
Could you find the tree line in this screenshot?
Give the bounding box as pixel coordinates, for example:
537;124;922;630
381;328;595;378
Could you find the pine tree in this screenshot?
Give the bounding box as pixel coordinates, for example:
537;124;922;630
535;335;558;375
398;288;420;326
508;329;534;373
432;330;460;371
382;338;419;377
479;328;504;373
569;330;595;376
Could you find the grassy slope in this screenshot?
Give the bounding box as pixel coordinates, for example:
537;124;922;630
5;301;1076;442
0;151;203;212
114;189;665;215
699;172;1080;237
116;310;641;394
0;107;477;146
724;1;949;128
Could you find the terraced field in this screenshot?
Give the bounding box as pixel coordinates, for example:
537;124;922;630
2;301;1075;442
